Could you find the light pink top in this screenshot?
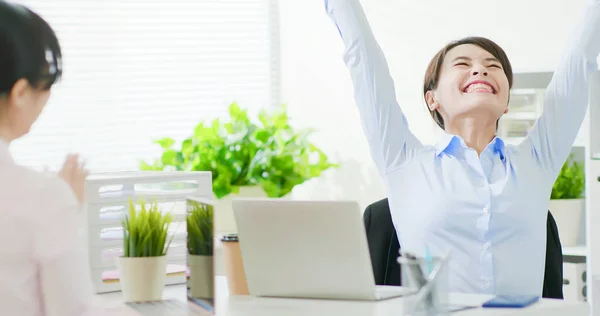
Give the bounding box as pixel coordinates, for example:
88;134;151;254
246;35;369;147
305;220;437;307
0;139;137;316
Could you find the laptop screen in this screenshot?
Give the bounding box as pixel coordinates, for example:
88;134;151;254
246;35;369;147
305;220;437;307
186;196;215;313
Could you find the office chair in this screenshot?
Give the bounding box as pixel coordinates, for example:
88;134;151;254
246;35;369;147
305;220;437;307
363;198;564;299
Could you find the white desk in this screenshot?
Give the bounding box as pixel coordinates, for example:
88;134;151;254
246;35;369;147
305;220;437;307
217;292;589;316
99;276;590;315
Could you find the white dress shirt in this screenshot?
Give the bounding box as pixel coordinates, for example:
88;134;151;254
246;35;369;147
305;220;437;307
0;139;135;316
325;0;600;295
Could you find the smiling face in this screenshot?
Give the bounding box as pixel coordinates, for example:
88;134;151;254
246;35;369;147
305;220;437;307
423;37;513;130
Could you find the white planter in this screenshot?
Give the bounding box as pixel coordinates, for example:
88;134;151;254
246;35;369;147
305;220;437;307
188;255;214;299
116;256;167;302
549;198;585;247
213;186;267;234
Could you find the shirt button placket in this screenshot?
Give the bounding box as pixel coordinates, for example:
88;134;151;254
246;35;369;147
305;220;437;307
479;176;493;292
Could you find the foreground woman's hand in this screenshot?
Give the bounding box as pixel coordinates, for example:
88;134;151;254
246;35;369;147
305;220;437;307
58;153;88;205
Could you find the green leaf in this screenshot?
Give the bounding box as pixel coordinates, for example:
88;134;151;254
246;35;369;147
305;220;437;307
155;137;175;149
139;160;161;171
193;122;207;138
551;154;585;200
181;139;194;156
161;150;179;166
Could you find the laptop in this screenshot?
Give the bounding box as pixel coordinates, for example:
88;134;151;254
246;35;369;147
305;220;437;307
232;198;416;301
125;196;215;315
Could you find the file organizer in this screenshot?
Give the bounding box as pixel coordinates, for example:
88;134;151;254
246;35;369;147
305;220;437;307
84;171;212;293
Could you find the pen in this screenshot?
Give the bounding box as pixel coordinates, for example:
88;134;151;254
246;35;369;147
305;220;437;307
425;245;433;275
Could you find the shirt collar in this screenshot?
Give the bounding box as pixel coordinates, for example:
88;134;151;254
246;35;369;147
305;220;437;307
435;132;506;160
0;137;13;164
434;132;459;156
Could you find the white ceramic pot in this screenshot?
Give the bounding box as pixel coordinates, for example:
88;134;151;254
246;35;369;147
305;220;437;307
188;255;214;299
116;256;168;302
213;186;267;234
549;198;585;247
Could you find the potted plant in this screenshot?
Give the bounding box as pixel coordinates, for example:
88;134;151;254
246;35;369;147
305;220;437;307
117;198;174;302
549;154;585;247
186;198;214;299
140;102;338;233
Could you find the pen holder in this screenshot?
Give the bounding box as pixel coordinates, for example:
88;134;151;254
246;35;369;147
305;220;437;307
398;252;450;316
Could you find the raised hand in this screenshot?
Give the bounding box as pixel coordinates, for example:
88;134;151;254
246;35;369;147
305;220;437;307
57;153;88;205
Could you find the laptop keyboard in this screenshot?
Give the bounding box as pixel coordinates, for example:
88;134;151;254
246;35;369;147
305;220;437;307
126;299;211;316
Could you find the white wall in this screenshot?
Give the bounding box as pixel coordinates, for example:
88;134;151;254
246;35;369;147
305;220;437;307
281;0;589;210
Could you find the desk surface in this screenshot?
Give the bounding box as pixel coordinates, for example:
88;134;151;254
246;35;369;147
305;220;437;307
217;293;589;316
99;277;590;316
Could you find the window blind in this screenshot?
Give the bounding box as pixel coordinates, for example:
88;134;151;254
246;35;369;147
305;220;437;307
9;0;280;172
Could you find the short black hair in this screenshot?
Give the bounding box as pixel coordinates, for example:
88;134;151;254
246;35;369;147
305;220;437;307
0;1;62;95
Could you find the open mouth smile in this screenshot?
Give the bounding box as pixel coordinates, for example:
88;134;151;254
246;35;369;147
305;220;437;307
463;80;496;94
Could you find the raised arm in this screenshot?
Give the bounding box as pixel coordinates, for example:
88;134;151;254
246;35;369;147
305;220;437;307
523;0;600;172
325;0;422;174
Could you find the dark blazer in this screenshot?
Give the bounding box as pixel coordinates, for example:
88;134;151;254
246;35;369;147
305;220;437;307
363;198;563;299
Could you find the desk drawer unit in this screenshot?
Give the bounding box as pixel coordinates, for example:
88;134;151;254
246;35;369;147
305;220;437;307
564;262;587;302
